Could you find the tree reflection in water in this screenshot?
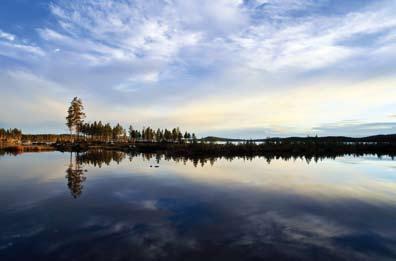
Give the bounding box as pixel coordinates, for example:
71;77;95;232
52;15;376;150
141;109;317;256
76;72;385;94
65;150;127;198
77;149;127;167
64;149;395;198
65;152;87;198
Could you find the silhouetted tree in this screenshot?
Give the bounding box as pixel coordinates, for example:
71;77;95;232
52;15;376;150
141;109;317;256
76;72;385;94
156;128;162;142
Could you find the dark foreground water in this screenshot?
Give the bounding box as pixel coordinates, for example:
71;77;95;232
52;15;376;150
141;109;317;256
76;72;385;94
1;151;396;260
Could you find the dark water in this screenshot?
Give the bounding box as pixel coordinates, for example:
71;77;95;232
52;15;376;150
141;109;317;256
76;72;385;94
1;151;396;260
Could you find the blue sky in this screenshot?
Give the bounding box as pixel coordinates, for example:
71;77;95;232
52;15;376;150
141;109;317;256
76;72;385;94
0;0;396;137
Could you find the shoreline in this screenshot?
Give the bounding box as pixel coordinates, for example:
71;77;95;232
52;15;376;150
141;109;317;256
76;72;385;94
0;144;55;153
2;141;396;158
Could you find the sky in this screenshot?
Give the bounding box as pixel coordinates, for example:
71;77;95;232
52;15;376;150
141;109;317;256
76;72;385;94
0;0;396;138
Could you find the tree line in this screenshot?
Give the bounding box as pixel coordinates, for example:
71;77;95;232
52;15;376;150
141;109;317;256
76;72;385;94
66;97;197;143
0;128;22;142
77;121;196;143
128;125;196;142
22;134;75;143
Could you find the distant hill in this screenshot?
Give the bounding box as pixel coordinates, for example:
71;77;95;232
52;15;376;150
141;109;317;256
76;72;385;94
200;136;246;142
201;134;396;143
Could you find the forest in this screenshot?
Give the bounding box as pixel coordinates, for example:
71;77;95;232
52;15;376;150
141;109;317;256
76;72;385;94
65;97;196;143
1;97;396;158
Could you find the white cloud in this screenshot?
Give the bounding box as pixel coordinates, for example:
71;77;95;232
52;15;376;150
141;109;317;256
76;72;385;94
0;41;45;59
248;0;318;16
1;0;396;136
46;0;202;62
227;1;396;72
0;30;15;41
0;29;44;59
35;0;396;78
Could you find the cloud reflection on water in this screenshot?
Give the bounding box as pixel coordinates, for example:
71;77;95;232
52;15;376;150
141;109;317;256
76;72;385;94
1;151;396;260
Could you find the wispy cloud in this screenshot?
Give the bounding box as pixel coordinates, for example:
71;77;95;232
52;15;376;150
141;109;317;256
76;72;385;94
31;0;396;78
0;0;395;136
0;30;15;41
0;29;45;59
0;41;45;58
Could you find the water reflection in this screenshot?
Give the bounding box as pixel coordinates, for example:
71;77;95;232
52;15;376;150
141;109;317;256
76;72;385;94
73;149;394;168
1;151;396;260
66;152;86;198
76;150;127;167
65;150;126;198
65;150;396;199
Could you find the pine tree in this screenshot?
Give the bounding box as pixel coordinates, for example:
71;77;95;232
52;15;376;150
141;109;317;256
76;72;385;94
171;128;177;142
156;128;162;142
74;98;86;139
66;104;74;135
129;125;135;142
66;97;86;141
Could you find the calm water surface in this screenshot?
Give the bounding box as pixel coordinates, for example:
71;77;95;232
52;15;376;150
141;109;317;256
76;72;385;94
1;151;396;260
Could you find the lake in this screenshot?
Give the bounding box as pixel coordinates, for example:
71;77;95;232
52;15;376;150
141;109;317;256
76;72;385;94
1;151;396;260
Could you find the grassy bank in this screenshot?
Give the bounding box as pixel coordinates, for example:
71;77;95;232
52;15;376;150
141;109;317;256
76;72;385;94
0;144;55;154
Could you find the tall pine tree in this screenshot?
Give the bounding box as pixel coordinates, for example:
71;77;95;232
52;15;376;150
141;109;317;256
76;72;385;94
66;97;86;140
